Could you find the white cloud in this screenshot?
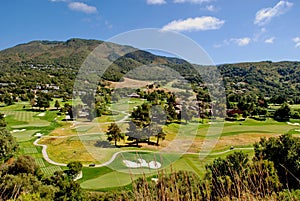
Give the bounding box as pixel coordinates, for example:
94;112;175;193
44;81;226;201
206;5;217;12
50;0;69;2
147;0;166;5
265;37;275;44
68;2;98;14
254;1;293;26
230;37;251;46
293;37;300;48
162;16;224;32
174;0;212;4
253;28;267;42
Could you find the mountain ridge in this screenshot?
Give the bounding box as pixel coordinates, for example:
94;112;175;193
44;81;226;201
1;38;300;101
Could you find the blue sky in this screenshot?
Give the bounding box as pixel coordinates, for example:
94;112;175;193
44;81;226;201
1;0;299;64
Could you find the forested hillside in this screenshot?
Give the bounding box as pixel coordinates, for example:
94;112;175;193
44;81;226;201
1;38;300;103
219;61;300;103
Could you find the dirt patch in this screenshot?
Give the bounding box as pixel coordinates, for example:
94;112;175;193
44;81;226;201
110;77;151;89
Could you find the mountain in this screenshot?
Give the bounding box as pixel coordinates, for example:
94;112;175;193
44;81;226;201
0;38;102;70
219;61;300;100
0;38;300;101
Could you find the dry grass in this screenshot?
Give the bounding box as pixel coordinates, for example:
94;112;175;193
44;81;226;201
110;77;151;89
40;137;97;164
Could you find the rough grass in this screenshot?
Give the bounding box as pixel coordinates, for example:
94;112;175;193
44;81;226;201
110;77;150;89
11;129;40;142
40;137;97;164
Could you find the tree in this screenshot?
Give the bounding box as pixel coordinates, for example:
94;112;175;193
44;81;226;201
180;104;193;124
0;128;18;163
54;100;60;110
66;161;83;179
254;134;300;189
205;151;280;199
8;155;41;176
36;93;50;110
3;93;13;106
165;102;177;122
45;171;85;201
274;103;291;120
150;123;166;146
131;103;151;127
0;113;6;127
127;103;152;145
126;121;144;147
150;105;166;125
106;123;124;146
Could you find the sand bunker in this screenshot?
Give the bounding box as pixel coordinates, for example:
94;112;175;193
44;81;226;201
12;129;26;133
37;113;46;117
287;122;300;126
123;158;161;169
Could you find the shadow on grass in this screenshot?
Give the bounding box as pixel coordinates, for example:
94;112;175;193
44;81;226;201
94;140;145;148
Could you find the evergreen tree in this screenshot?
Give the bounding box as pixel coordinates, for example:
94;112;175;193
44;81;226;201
106;123;124;146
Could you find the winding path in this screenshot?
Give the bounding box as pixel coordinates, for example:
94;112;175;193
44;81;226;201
34;138;67;166
34;108;254;167
34;137;253;167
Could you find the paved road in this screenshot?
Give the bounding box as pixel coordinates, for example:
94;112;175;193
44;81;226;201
34;138;155;167
34;138;67;166
34;108;254;167
34;136;254;168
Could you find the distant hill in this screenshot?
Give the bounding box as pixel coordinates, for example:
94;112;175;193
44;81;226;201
219;61;300;100
0;38;300;101
0;38;102;70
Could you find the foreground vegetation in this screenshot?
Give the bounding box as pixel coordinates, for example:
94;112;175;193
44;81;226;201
0;39;300;200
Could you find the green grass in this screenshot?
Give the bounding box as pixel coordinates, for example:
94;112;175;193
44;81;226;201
23;147;38;154
79;166;113;182
80;171;135;189
2;101;299;191
11;129;40;142
35;158;46;168
75;125;94;132
41;166;62;176
110;98;146;113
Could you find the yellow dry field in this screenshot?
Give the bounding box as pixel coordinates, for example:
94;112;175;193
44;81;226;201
110;77;151;89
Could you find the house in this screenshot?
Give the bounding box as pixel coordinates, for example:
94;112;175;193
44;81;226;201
127;93;140;98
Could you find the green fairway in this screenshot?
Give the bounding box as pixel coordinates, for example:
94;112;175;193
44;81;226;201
11;129;40;142
2;101;299;191
80;171;135;189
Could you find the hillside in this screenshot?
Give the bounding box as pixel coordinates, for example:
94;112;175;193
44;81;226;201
0;38;101;69
219;61;300;102
0;38;300;102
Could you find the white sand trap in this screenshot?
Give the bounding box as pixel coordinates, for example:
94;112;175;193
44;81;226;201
35;133;43;137
37;113;46;117
295;129;300;132
123;159;161;169
148;161;161;169
12;129;26;133
287;122;300;126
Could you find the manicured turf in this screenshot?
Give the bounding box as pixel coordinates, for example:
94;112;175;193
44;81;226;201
35;158;46;168
80;171;141;189
41;166;62;176
11;129;40;142
2;101;300;190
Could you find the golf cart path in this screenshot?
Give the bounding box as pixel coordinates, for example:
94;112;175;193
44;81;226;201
33;137;253;167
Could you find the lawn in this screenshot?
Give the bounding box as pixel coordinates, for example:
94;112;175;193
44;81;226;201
0;102;68;176
2;101;300;191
